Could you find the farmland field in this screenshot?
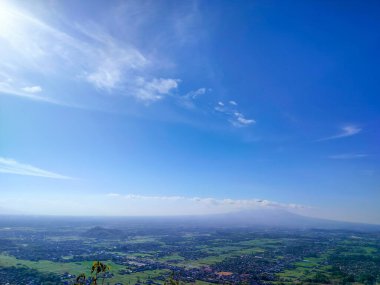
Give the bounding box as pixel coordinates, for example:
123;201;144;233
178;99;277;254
0;217;379;284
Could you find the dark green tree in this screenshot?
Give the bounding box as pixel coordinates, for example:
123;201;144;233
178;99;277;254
75;261;111;285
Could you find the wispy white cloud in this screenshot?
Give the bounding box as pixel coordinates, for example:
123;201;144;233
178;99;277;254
106;193;306;209
0;73;60;103
184;87;207;99
0;2;256;129
134;77;180;101
328;153;368;159
171;1;203;46
102;193;307;216
318;125;362;141
177;87;209;109
81;33;149;91
215;101;255;127
106;193;122;197
21;85;42;93
0;157;72;179
0;1;184;104
0;192;307;216
232;112;256;127
0;82;60;104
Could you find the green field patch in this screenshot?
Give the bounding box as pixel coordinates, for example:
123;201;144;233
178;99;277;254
235;247;265;255
127;252;154;258
240;239;283;248
0;253;170;284
294;257;322;268
158;253;185;262
203;245;242;254
360;246;377;254
0;254;93;275
277;256;332;284
112;269;170;284
183;251;243;267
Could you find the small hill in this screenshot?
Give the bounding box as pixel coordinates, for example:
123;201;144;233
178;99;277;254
82;226;125;239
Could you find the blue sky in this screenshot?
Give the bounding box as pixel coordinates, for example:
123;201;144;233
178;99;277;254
0;0;379;223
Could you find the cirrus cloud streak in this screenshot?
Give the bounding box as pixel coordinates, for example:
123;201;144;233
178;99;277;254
0;157;72;180
318;125;361;141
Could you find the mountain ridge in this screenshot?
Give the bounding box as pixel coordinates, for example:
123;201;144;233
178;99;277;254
0;208;379;231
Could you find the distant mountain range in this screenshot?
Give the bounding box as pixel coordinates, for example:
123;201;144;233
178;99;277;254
0;208;379;231
189;208;380;231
